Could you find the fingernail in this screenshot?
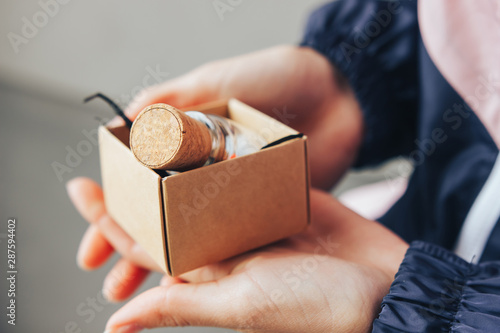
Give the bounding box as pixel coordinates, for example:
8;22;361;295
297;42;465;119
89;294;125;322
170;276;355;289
65;179;77;194
104;324;143;333
76;255;91;271
102;286;116;303
76;232;92;271
65;178;83;204
102;274;119;302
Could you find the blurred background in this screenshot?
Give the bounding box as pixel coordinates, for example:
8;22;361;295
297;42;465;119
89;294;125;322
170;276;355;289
0;1;407;332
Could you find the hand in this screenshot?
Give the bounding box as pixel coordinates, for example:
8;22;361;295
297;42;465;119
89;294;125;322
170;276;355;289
69;45;373;332
118;45;363;190
73;45;363;280
68;178;408;333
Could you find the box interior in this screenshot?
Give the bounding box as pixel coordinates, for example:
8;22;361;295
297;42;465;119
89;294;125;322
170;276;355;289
108;98;301;179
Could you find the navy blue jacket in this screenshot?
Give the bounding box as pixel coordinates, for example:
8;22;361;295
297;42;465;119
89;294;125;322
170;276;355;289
302;0;500;331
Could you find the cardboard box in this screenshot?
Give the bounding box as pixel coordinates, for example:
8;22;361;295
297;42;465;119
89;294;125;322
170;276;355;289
99;99;310;276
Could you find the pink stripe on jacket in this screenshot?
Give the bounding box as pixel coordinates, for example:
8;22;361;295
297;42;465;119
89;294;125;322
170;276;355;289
419;0;500;148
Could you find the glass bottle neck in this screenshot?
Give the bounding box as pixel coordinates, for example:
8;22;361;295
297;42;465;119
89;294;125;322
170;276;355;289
185;111;228;165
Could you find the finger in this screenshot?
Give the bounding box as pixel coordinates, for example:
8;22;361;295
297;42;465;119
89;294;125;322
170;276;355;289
106;83;188;127
124;83;175;119
67;177;106;223
105;78;201;127
103;259;150;302
308;189;407;275
124;73;219;120
105;276;248;332
106;84;178;127
177;247;269;284
178;259;237;283
105;115;126;128
160;275;185;287
77;225;114;270
67;177;161;272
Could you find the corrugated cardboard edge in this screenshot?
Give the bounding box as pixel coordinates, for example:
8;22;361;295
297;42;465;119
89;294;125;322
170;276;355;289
99;126;170;273
303;135;311;226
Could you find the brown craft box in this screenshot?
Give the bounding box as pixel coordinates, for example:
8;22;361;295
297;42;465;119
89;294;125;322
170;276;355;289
99;99;310;276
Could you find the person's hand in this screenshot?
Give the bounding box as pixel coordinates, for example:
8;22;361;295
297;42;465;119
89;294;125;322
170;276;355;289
68;178;408;333
72;45;364;285
68;45;376;332
118;45;363;190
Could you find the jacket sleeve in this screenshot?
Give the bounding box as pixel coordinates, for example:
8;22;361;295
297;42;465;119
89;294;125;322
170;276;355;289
372;241;500;332
300;0;420;168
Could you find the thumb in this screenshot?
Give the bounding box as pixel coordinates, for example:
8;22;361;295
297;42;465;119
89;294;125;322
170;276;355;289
104;277;249;332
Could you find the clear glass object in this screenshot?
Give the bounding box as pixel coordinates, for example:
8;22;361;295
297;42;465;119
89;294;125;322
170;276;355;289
185;111;268;166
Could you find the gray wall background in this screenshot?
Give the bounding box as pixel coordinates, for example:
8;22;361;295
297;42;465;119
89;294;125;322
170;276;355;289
0;1;400;332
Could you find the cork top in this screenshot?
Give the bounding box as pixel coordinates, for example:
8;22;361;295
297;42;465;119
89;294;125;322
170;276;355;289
129;104;212;171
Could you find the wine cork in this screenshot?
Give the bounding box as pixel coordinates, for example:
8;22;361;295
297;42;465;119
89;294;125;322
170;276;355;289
130;103;212;171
